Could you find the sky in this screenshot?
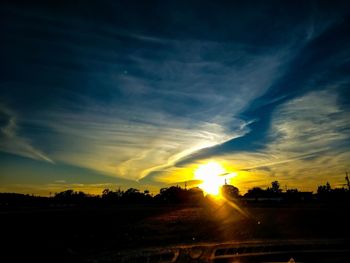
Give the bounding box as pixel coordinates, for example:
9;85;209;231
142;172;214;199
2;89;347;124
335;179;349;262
1;0;350;195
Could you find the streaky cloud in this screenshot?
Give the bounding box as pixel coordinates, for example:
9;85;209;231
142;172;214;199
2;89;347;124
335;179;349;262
0;105;54;164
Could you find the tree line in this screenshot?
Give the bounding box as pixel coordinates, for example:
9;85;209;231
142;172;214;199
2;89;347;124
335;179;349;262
0;180;349;207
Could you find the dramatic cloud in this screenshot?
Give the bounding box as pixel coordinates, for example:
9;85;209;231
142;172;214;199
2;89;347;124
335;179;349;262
1;1;349;194
1;32;291;182
207;89;350;192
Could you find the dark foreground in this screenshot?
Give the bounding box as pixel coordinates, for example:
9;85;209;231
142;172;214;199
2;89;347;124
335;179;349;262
1;202;350;262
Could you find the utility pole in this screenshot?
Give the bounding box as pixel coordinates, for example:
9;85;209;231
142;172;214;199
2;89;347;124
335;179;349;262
345;172;350;190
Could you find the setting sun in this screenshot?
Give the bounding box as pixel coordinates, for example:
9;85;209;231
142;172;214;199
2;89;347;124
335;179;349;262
194;162;228;196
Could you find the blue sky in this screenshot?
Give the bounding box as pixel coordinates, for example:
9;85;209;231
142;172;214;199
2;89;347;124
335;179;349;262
1;0;350;195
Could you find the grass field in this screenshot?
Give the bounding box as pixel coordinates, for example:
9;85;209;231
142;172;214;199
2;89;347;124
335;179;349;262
1;202;349;262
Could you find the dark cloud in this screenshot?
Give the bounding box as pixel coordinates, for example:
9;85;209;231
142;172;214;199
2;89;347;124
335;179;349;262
175;11;350;167
1;0;350;191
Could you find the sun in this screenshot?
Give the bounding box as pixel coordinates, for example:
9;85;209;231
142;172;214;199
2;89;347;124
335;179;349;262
194;162;227;196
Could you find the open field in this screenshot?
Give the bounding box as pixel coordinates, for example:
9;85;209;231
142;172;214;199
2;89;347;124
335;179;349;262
1;202;349;262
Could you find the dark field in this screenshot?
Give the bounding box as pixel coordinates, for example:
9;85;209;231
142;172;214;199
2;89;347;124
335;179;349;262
1;202;350;262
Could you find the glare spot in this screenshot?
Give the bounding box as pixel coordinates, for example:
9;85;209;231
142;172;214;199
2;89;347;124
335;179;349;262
194;162;227;196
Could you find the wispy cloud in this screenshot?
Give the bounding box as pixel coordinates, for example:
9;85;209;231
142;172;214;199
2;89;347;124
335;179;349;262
213;89;350;191
2;33;290;183
0;105;54;163
268;89;349;154
1;1;349;194
0;183;127;196
162;14;350;190
37;105;241;181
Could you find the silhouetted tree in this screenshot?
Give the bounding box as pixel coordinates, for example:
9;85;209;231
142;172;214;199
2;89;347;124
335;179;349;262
317;182;332;195
186;187;204;204
0;193;49;207
221;184;239;199
154;186;187;203
102;188;124;203
121;188;152;203
54;189;87;204
271;181;282;193
245;187;265;199
317;182;349;202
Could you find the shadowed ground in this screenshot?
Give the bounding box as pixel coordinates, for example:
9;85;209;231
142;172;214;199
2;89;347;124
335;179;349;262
1;202;349;262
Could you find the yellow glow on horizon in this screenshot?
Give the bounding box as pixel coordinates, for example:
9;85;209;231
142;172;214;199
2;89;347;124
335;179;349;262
194;161;237;196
